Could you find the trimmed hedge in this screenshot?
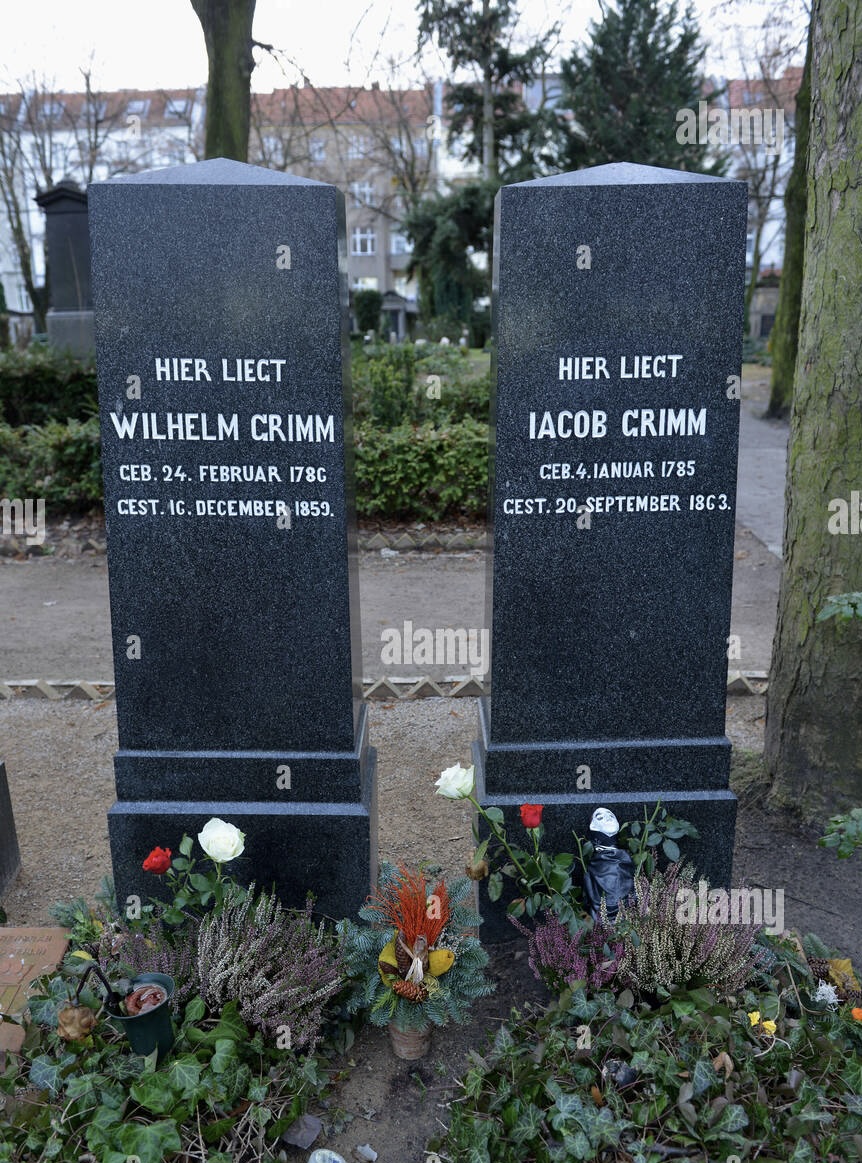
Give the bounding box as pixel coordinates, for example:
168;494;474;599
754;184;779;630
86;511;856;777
0;418;102;510
0;349;97;425
354;419;488;520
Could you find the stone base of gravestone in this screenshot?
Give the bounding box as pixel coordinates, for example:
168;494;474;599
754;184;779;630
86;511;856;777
0;762;21;897
473;723;736;940
45;310;95;356
109;725;377;921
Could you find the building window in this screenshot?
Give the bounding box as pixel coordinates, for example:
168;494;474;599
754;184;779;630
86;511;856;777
127;98;150;118
413;135;428;158
353;276;379;290
351;226;376;256
390;232;413;255
42;99;65;123
347;133;366;160
165;97;191;120
350;180;374;207
309;137;326;163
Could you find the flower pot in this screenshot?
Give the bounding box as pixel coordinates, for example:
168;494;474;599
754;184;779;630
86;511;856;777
111;973;175;1061
388;1021;432;1060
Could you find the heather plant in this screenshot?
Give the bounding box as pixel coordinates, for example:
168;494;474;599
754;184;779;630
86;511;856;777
196;884;344;1048
95;912;201;1013
610;862;767;998
509;912;623;995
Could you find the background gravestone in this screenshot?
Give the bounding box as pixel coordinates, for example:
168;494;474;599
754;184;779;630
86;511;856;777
0;761;21;897
89;158;376;920
475;163;748;936
34;180;94;355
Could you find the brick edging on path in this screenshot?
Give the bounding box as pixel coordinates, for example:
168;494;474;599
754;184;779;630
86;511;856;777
0;672;769;701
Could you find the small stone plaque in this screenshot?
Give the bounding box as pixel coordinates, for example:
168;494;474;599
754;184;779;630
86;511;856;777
0;927;69;1053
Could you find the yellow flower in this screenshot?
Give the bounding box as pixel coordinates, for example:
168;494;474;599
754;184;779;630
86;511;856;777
748;1009;776;1035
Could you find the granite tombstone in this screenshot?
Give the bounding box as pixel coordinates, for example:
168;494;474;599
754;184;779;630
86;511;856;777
34;180;94;355
0;761;21;896
474;163;748;935
89;158;376;919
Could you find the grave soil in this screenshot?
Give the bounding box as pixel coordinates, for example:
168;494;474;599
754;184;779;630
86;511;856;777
1;697;859;1163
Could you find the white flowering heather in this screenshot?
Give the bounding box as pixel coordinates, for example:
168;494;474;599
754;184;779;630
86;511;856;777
196;884;344;1048
611;863;767;997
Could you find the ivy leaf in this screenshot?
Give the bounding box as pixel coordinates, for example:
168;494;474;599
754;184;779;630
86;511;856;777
129;1071;178;1115
29;1054;63;1095
167;1054;203;1098
712;1103;748;1133
211;1037;239;1074
183;996;206;1025
692;1058;717;1097
114;1119;183;1163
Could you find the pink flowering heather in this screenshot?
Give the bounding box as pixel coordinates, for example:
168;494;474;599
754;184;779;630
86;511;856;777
511;912;623;995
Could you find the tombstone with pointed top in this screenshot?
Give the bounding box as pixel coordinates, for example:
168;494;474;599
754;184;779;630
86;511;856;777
88;159;376;921
475;163;748;936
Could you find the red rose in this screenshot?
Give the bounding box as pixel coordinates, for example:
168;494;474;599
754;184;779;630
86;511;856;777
142;846;172;874
520;803;543;829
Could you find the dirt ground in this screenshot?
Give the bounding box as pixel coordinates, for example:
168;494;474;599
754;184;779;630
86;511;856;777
1;394;860;1161
1;693;860;1163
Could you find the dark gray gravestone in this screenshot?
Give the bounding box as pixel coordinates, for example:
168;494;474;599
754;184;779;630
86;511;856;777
88;158;376;920
0;762;21;896
475;163;748;937
34;180;94;355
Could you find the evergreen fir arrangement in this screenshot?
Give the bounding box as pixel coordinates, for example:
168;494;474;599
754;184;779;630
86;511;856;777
338;863;495;1033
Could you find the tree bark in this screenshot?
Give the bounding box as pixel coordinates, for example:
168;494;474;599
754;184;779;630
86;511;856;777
767;23;812;418
764;0;862;819
190;0;256;161
481;0;496;182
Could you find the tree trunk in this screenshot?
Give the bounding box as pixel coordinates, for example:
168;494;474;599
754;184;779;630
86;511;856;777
190;0;256;161
764;0;862;820
767;23;811;418
481;0;496;182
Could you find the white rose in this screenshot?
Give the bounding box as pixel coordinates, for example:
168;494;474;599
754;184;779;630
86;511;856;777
435;763;474;799
198;817;245;863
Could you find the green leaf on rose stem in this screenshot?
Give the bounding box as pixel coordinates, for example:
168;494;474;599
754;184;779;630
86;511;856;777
507;898;526;917
171;857;190;871
647;832;663;846
473;837;490;863
179;835;194;857
189;874;212;893
487;872;503;902
662;839;681;862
